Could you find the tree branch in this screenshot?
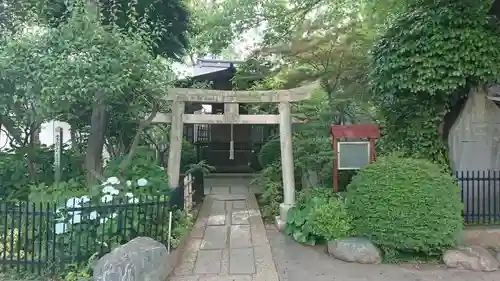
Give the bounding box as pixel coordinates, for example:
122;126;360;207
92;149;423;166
118;102;159;172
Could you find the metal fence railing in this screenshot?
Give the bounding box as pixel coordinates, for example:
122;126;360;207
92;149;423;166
0;171;205;275
457;170;500;224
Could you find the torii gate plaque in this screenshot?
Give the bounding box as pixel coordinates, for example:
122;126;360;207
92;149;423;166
155;82;318;224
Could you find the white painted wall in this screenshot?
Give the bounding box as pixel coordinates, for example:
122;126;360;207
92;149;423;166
1;120;110;160
0;120;71;151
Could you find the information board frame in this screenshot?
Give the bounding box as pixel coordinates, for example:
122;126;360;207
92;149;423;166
337;141;371;170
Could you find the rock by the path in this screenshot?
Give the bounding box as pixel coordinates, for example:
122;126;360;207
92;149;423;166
443;246;500;272
327;237;382;264
93;237;169;281
275;216;286;232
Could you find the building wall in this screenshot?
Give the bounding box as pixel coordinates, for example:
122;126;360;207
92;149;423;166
0;120;72;151
448;87;500;217
448;88;500;171
0;120;110;160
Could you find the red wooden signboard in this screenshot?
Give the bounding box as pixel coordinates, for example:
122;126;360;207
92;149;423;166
329;124;380;192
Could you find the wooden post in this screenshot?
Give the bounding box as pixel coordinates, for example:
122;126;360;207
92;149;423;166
278;102;295;221
54;127;63;183
332;135;339;193
369;138;375;162
167;101;185;188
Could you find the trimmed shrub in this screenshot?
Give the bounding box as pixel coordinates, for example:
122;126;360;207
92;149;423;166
308;195;354;241
345;155;463;259
253;163;283;220
285;187;353;244
258;138;281;168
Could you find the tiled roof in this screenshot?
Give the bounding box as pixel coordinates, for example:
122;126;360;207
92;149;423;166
192;58;243;77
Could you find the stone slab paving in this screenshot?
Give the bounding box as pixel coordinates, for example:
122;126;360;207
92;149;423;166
168;181;279;281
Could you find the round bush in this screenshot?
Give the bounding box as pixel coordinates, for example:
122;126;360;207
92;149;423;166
345;155;463;258
258;138;281;168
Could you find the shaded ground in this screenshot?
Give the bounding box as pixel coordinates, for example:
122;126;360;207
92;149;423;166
266;226;500;281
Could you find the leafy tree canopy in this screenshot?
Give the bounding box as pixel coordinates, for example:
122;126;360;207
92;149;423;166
6;0;190;59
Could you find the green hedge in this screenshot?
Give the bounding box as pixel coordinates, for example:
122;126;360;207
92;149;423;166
258;138;281;168
345;155;463;260
285;188;352;245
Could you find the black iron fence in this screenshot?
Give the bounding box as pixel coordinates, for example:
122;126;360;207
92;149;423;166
0;195;175;275
457;170;500;224
0;172;205;275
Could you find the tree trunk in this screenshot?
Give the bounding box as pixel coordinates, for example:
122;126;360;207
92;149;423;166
26;122;41;181
118;103;159;173
85;92;107;186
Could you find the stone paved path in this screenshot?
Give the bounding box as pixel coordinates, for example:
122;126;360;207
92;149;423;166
168;180;279;281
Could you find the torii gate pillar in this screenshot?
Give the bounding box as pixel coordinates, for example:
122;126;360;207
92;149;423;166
158;82;318;229
278;102;295;221
166;101;185;187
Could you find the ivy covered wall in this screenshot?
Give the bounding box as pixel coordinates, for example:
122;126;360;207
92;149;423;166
369;0;500;166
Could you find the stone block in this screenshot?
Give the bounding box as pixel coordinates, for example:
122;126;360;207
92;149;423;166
327;237;382;264
443;245;500;271
201;225;227;249
93;237;169;281
230;248;255;274
194;249;222;274
274;216;285;232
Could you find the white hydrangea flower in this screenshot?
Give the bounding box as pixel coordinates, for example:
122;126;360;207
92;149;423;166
125;192;134;198
54;209;65;222
102;185;119;195
126;180;132;187
128;198;139;204
66;197;82;208
101;194;113;203
107;177;120;185
89;211;99;220
99;217;109;224
109;213;118;219
80;196;91;203
55;223;67;234
137;178;148;187
70;211;82;224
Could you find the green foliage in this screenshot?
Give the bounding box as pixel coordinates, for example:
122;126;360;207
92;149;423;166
285;188;352;245
307;196;354;241
285;202;321;245
258;138;281;168
0;2;175;186
345;155;463;260
0;146;85;201
28;180;88;203
37;7;171;117
369;0;500;163
181;140;198;173
0;228;26;260
52;177;192;263
104;147;169;191
22;0;189;59
253;163;283;220
185;160;216;176
170;211;194;249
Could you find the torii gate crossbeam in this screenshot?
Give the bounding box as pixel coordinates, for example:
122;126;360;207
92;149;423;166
158;82;318;226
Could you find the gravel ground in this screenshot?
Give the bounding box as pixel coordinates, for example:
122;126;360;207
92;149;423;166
266;226;500;281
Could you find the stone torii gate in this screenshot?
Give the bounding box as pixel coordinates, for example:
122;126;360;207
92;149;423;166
153;82;318;224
